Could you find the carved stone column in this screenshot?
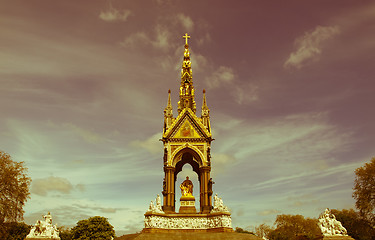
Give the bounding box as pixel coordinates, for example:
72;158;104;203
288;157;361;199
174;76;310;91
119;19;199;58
163;166;175;213
200;166;211;213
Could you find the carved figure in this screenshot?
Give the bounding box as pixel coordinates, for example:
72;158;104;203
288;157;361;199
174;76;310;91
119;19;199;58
208;178;214;194
26;212;60;239
148;201;155;212
144;214;232;229
212;194;229;213
163;148;168;165
162;178;166;194
180;176;193;197
147;195;164;213
318;208;348;236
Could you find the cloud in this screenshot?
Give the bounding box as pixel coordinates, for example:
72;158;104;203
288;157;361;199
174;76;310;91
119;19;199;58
99;5;132;22
287;194;319;207
284;25;340;69
233;83;259;105
152;24;171;50
121;25;171;51
62;123;104;144
197;33;212;46
32;176;78;196
121;32;150;48
206;66;236;89
257;209;281;216
176;13;194;32
211;153;236;176
130;132;162;154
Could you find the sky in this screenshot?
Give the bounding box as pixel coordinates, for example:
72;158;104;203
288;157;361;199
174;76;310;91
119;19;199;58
1;0;375;236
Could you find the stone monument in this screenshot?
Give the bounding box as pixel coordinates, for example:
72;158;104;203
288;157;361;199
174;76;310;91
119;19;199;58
143;33;232;232
26;212;60;240
318;208;354;240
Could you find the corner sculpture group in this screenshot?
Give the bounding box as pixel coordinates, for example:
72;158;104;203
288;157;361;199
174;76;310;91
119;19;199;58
26;212;60;240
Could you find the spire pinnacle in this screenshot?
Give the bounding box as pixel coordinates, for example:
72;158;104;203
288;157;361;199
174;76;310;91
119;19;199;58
201;89;210;131
202;89;209;117
178;33;196;113
183;33;190;46
167;89;172;108
164;90;173;118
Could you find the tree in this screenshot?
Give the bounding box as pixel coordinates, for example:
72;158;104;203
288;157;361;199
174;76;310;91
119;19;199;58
268;214;322;240
234;227;254;234
58;226;73;240
331;208;375;240
4;222;31;240
353;157;375;223
71;216;115;240
255;223;273;239
0;151;31;237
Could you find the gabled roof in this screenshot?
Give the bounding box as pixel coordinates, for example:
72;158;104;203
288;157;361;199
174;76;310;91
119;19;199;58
163;108;211;141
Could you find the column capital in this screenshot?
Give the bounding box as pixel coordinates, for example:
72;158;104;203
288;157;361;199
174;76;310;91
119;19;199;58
199;166;211;172
164;166;175;172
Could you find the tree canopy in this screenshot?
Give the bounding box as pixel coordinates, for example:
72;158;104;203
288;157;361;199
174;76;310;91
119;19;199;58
71;216;115;240
353;157;375;222
268;214;322;240
331;208;375;240
0;151;31;237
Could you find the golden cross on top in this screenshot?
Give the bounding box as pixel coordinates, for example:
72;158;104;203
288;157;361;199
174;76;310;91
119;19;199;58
183;33;190;45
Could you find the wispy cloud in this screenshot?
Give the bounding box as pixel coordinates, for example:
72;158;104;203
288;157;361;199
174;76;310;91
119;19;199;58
31;176;83;196
121;25;171;51
233;83;259;105
176;13;194;32
130;132;162;155
99;4;132;22
152;24;171;50
206;66;235;88
284;25;340;69
211;153;236;176
257;209;281;216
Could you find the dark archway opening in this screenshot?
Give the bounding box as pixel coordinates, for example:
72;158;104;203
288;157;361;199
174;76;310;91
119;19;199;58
174;152;201;212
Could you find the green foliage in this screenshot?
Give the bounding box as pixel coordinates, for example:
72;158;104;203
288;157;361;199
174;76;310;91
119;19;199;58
71;216;115;240
0;151;31;239
234;227;254;234
331;209;375;240
353;157;375;223
268;214;322;240
2;222;31;240
255;223;273;239
59;226;73;240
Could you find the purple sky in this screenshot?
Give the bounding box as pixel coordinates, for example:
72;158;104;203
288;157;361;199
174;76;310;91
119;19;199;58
1;0;375;235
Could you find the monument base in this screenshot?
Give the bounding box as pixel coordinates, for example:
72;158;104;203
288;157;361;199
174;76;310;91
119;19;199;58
179;196;197;214
323;236;355;240
119;232;262;240
25;238;60;240
144;211;232;232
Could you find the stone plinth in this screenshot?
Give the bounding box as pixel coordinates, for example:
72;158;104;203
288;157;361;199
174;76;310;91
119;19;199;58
179;195;196;214
25;238;60;240
117;232;262;240
323;236;355;240
144;212;232;232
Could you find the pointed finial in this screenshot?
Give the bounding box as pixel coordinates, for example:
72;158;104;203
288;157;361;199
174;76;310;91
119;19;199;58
183;33;190;46
202;90;207;107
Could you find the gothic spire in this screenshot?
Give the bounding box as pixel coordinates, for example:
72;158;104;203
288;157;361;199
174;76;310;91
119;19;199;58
202;89;209;115
163;89;173;133
178;33;196;114
201;89;210;131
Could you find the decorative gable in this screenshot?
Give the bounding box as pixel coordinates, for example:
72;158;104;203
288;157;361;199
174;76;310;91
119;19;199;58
163;108;211;141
